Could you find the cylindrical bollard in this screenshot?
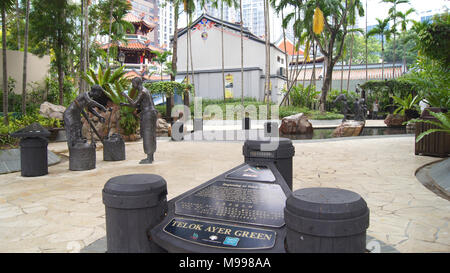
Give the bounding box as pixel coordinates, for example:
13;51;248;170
242;117;251;130
243;138;295;190
103;134;125;161
264;121;279;137
19;137;48;177
69;142;96;171
102;174;168;253
285;188;370;253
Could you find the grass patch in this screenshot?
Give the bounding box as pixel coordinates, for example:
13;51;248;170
156;98;343;120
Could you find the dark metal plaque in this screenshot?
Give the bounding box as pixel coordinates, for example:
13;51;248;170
225;164;275;182
163;218;276;250
175;180;286;227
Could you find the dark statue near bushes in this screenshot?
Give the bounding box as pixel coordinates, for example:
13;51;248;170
64;85;108;147
333;94;367;122
121;77;157;164
64;85;108;171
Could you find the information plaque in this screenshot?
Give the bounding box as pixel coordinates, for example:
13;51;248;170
225;164;276;182
163;218;276;250
175;180;286;227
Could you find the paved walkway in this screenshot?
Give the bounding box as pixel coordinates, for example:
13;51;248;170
0;136;448;253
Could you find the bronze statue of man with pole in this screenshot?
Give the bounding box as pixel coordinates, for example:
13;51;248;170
121;77;157;164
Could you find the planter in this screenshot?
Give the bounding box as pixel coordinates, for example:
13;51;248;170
405;109;420;120
415;107;450;158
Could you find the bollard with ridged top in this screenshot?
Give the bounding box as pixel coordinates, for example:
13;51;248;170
102;174;168;253
285;187;370;253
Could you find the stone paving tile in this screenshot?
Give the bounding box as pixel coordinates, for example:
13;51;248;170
0;136;448;253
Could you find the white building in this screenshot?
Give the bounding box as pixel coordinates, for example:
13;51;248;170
176;14;287;103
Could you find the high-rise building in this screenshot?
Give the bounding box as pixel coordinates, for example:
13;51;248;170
158;1;175;49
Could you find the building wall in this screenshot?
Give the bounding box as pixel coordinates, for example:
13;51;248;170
176;20;287;103
0;50;51;95
177;24;285;75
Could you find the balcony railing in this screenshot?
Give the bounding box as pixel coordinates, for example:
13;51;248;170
122;63;158;72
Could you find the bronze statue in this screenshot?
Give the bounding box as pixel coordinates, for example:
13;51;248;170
64;85;108;148
121;77;157;164
333;94;351;121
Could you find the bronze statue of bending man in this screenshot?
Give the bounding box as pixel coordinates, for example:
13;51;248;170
64;85;107;148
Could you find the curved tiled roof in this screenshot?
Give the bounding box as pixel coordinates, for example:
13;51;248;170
123;12;156;30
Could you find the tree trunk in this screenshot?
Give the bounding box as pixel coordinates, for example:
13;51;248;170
106;0;114;68
21;0;30;114
188;13;195;96
171;3;178;82
264;0;270;113
381;36;385;80
392;5;396;79
240;0;244;107
84;0;89;85
365;0;368;82
281;9;288;96
347;32;354;91
16;0;20;50
2;8;9;125
221;1;226;101
79;0;85;93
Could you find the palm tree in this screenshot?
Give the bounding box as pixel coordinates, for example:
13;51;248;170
382;0;410;79
396;8;415;72
21;0;30;114
367;18;392;80
1;0;15;125
152;50;172;81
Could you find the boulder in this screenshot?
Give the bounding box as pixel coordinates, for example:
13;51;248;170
384;114;406;127
39;102;66;120
156;118;170;136
279;113;313;135
332;120;365;137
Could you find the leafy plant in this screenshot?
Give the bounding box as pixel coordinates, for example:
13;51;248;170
144;81;193;97
392;94;421;116
83;65;131;105
407;111;450;143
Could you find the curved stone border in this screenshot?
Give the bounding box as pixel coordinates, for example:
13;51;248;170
415;158;450;202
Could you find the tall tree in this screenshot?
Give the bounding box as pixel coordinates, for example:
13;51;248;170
264;0;271;112
1;0;15;125
304;0;364;112
396;7;415;72
30;0;77;105
382;0;410;79
367;18;392;81
21;0;30;114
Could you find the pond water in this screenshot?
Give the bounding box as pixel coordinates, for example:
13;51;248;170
281;126;410;140
184;126;412;141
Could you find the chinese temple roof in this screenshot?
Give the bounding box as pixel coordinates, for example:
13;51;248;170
123;12;156;30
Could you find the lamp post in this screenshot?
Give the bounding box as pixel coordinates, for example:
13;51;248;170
118;51;125;67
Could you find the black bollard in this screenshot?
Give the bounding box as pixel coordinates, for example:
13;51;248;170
102;174;168;253
242;117;251;130
11;123;51;177
264;121;279;137
103;133;125;161
284;188;370;253
243;138;295;190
